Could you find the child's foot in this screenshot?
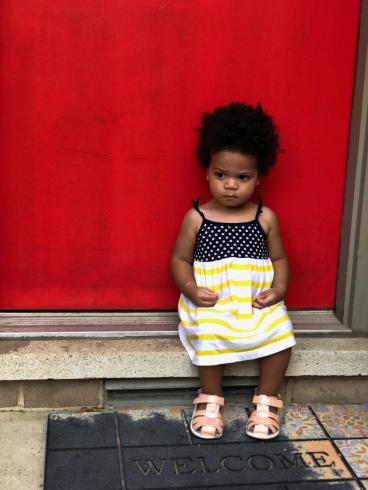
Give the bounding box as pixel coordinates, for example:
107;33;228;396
190;392;224;439
246;392;283;440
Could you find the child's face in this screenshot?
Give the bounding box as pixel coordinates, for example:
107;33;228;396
207;151;260;208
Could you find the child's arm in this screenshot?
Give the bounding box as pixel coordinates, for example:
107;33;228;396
171;210;218;307
253;208;289;309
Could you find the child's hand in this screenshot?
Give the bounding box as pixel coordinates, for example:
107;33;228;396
188;286;219;307
196;287;219;307
252;287;285;309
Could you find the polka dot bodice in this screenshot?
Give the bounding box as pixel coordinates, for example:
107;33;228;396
193;218;269;261
191;196;269;262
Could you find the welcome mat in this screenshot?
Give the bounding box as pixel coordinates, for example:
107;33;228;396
44;405;367;489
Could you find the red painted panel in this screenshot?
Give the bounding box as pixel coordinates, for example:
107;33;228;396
0;0;360;309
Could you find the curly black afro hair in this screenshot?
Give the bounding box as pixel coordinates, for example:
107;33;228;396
196;102;281;175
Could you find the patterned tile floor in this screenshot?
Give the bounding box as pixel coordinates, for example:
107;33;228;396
312;404;368;439
45;403;368;489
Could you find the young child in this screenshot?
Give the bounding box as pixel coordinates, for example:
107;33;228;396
171;102;296;440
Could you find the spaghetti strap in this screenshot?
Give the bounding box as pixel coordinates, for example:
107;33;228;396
192;196;205;219
255;196;263;220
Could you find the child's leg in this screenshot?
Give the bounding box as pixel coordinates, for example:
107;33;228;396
246;348;292;439
258;347;292;398
191;365;225;438
198;365;225;397
196;365;224;410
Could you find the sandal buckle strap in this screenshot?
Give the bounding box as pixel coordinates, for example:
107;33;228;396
252;394;283;408
193;394;224;406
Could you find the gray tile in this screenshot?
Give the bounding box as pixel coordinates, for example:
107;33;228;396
45;448;122;490
118;408;189;447
47;412;117;449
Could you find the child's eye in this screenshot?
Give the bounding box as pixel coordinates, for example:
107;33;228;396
239;175;250;181
215;172;224;179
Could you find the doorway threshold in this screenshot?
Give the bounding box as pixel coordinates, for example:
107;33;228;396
0;310;351;339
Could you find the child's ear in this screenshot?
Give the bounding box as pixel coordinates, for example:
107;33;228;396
256;174;261;186
206;169;209;181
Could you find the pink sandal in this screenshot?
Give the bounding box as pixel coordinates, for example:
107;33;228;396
246;392;283;440
190;392;224;439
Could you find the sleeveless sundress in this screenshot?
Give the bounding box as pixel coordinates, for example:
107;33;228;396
178;197;296;366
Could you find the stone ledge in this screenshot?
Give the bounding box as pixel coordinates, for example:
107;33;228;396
0;336;367;381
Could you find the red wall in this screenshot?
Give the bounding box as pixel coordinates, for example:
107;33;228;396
0;0;360;309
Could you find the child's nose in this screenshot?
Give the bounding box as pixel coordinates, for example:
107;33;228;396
224;178;238;189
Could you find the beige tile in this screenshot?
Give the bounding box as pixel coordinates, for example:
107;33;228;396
0;411;48;490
